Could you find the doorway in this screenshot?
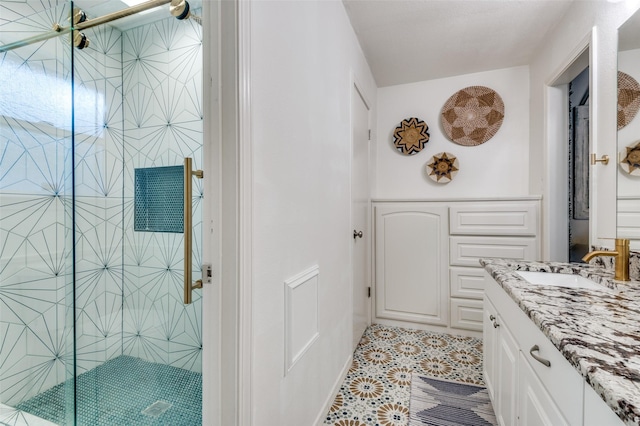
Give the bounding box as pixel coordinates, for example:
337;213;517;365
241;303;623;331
569;67;590;262
351;82;371;350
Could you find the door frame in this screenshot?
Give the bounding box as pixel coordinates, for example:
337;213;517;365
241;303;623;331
543;32;590;261
202;0;252;424
350;73;374;338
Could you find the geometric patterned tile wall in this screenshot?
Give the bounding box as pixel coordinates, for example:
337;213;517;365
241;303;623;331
72;20;125;378
0;2;203;414
121;14;203;373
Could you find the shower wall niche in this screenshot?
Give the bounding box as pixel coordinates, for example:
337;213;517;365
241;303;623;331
0;1;203;412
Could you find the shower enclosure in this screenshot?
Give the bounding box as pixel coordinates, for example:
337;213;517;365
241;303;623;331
0;1;206;424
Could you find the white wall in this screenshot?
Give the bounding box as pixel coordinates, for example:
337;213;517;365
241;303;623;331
528;0;640;259
375;66;530;199
249;1;376;425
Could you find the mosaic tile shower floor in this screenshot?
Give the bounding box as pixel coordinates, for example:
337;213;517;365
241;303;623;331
324;324;484;426
14;356;201;426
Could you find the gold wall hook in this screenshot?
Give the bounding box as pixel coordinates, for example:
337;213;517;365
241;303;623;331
590;153;610;165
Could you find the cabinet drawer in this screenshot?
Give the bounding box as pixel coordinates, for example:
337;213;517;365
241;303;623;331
450;236;537;267
449;203;538;236
450;298;483;331
450;267;485;299
584;382;624;426
517;307;584;426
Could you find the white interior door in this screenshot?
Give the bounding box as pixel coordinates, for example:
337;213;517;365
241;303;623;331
351;83;371;350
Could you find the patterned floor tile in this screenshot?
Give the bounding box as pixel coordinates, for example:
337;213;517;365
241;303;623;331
15;356;201;426
324;324;484;426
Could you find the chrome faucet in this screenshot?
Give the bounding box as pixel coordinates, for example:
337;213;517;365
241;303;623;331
582;238;630;281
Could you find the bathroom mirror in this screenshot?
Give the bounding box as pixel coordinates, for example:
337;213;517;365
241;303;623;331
618;10;640;250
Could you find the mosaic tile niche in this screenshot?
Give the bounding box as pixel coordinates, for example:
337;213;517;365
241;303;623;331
0;2;203;413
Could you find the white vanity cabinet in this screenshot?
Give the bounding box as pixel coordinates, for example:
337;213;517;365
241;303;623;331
484;272;625;426
449;202;539;332
373;198;540;336
374;204;449;326
483;295;518;426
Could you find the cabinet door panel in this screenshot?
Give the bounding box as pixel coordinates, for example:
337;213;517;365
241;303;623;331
583;382;625;426
496;319;518;426
517;303;584;426
375;205;449;325
518;352;569;426
483;296;498;405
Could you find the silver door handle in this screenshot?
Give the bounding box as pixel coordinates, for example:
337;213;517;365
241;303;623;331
529;345;551;367
353;230;363;239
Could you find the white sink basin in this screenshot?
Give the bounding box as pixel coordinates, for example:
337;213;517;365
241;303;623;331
515;271;604;291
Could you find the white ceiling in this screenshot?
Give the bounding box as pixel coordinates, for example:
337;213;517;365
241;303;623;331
343;0;576;87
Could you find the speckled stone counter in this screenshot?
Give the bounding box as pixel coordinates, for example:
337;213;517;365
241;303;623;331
480;258;640;426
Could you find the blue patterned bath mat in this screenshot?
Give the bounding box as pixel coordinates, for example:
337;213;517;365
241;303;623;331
409;374;497;426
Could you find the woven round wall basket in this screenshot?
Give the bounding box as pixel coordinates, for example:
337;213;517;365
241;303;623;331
441;86;504;146
393;117;430;155
426;152;459;183
618;71;640;130
619;140;640;176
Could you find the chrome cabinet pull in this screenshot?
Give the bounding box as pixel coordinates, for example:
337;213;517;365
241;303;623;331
184;157;204;305
489;314;496;321
353;230;363;239
529;345;551;367
493;321;499;328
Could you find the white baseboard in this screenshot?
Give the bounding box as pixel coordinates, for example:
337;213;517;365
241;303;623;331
314;354;353;426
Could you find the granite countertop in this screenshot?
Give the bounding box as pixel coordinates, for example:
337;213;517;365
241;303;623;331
480;258;640;426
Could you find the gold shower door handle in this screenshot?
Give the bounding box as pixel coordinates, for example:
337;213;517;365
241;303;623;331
184;157;204;305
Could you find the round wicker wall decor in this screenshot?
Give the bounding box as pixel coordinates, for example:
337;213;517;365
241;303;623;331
618;71;640;130
441;86;504;146
392;117;430;155
426;152;459;183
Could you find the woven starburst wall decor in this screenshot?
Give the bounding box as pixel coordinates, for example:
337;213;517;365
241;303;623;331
426;152;459;183
393;117;430;155
620;141;640;176
441;86;504;146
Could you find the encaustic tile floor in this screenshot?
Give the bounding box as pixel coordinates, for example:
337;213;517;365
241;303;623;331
323;324;484;426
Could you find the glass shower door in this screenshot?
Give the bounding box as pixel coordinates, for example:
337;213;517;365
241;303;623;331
0;2;76;425
70;2;204;424
1;1;205;424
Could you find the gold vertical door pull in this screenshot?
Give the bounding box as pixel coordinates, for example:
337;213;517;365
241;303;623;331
184;157;204;305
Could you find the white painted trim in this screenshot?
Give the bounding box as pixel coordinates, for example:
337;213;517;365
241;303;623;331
589;26;600;248
238;0;253;424
201;1;220;425
372;196;542;203
217;0;244;423
313;355;353;426
543;31;591;261
349;70;374;340
543;84;569;262
284;266;320;375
